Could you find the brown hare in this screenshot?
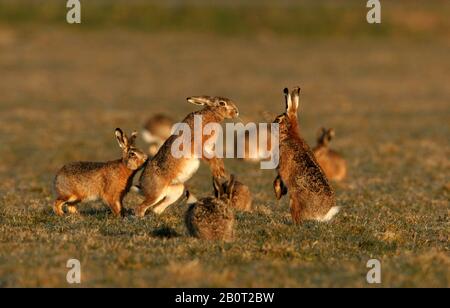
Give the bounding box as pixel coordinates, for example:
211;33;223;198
220;175;252;212
136;96;239;217
184;176;236;241
273;87;339;223
53;129;148;217
313;128;347;181
142;113;174;156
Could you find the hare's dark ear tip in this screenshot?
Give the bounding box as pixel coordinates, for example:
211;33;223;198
283;88;289;95
115;128;123;134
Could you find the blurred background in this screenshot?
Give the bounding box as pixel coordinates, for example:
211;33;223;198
0;0;449;287
0;0;448;173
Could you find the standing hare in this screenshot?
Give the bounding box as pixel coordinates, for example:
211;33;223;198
142;113;174;156
136;96;239;217
53;129;148;217
184;176;236;241
273;87;339;223
313;128;347;181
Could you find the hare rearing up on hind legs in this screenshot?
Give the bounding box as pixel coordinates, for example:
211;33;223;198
273;87;339;223
135;96;239;217
53;129;148;217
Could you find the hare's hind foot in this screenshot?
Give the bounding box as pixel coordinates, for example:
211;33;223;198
152;184;185;215
53;195;79;216
67;205;79;215
135;194;165;218
53;199;66;216
107;200;124;218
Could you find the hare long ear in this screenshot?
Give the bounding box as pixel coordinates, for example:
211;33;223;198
115;128;128;149
213;177;223;198
227;174;236;199
288;87;300;116
317;127;326;140
129;131;138;146
283;88;291;111
187;96;214;106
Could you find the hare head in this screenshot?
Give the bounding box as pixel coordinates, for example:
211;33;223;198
317;128;335;147
115;128;148;170
187;96;239;119
273;87;301;138
213;174;236;204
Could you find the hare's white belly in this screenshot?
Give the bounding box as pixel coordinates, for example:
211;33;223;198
173;158;200;184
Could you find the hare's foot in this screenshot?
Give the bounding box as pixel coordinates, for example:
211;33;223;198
153;184;185;215
66;205;79;215
53;199;66;216
135;194;165;218
106;199;124;218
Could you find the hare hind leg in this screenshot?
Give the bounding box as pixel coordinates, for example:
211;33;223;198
153;184;185;215
135;193;165;217
53;199;66;216
53;195;79;216
106;198;124;218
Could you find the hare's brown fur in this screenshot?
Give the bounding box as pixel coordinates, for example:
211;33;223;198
185;176;236;241
53;129;148;217
136;96;239;217
273;88;338;223
313;128;347;181
221;179;252;212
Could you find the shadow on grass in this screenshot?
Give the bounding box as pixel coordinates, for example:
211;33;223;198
151;226;180;239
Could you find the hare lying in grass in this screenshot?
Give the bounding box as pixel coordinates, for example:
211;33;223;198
53;129;148;217
273;87;339;223
313;128;347;181
136;96;239;217
184;176;236;241
142;113;174;156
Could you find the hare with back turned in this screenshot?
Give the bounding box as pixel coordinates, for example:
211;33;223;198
313;128;347;181
273;87;339;223
136;96;239;217
53;129;148;217
184;175;236;241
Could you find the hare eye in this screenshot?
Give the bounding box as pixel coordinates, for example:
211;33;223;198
129;152;136;158
219;101;226;106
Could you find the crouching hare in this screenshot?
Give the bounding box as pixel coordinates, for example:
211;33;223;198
313;128;347;181
184;176;236;241
53;128;148;217
273;87;339;223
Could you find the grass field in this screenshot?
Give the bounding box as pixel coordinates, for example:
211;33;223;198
0;1;449;287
